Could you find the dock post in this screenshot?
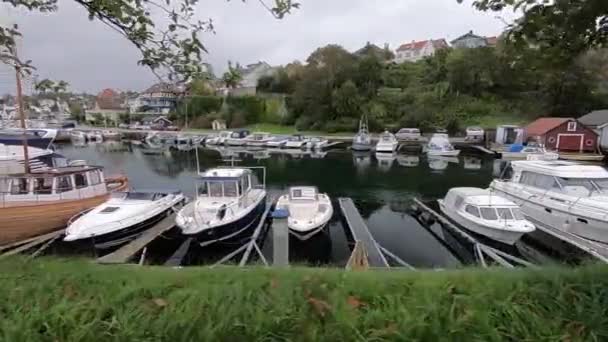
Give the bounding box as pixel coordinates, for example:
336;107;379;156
271;208;289;267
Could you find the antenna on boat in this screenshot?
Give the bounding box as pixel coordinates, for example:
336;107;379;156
2;32;30;173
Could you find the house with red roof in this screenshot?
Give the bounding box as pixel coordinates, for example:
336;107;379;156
525;117;598;153
85;88;126;124
394;39;448;63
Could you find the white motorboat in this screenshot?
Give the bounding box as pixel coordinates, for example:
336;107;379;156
490;160;608;243
70;130;87;141
245;132;273;147
375;131;398;153
266;135;289;148
352;115;372;151
191;135;205;145
176;167;267;245
101;130;121;140
275;186;333;240
64;189;185;249
439;187;535;245
284;134;310;149
87;130;103;143
306;137;329;150
501;144;559;161
205;131;233;145
0;144;58;174
225;129;251;146
176;134;192;145
426;134;459;156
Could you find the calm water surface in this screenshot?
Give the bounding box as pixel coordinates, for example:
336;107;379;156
55;141;498;268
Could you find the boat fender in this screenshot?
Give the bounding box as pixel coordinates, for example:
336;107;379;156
217;204;227;220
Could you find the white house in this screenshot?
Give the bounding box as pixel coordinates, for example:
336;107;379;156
229;61;276;96
394;39;448;63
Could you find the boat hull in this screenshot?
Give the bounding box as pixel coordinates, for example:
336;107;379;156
289;222;328;241
67;210;170;250
0;136;52;149
351;142;372;151
182;196;267;245
438;200;525;245
0;194;110;245
491;186;608;244
428;150;461;157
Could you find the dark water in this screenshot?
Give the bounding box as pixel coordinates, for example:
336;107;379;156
55;141;500;268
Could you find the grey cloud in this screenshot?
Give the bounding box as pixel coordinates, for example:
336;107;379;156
1;0;516;95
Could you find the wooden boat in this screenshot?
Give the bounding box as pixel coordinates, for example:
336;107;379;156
0;166;128;245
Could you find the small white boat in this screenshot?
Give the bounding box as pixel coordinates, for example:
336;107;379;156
352;115;373;151
501;144;559;161
266;135;289;148
70;130;87;141
206;131;233;145
375;131;398;153
438;187;535;245
86;130;103;143
284;134;310;149
225;130;251;146
176;134;192;145
245;132;273;147
306;137;329;150
101;130;121;140
191;135;205;145
426;134;460;156
275;186;333;240
64;189;185;249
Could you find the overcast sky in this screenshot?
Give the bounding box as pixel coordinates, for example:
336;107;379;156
0;0;517;95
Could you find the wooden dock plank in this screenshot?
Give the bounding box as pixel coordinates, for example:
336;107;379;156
0;230;64;258
164;238;192;267
338;198;389;268
97;213;176;264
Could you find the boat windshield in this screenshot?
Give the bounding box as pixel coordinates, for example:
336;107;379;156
381;134;393;141
198;180;240;197
125;192;155;200
555;177;608;196
478;207;524;221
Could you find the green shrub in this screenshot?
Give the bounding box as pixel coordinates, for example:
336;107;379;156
226;96;266;124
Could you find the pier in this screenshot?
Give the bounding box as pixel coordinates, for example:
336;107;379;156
97;213;177;264
338;197;390;268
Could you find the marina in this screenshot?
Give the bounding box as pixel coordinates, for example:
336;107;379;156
1;135;606;269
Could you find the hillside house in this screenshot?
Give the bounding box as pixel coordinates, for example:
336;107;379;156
393;39;448;63
85;88;126;123
137;83;181;114
451;30;498;49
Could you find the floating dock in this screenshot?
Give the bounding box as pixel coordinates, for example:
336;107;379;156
271;209;289;267
338;198;389;268
0;230;65;258
164;238;192;267
97;213;176;264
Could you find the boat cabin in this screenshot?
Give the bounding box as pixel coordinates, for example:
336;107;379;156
0;166;108;204
288;134;305;142
507;161;608;197
197;168;255;199
379;131;396;141
465;126;485;142
230;129;251;140
218;131;233;139
428;134;454;150
250;132;271;141
445;188;525;221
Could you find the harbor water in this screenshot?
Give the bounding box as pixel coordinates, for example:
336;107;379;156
53;141;508;268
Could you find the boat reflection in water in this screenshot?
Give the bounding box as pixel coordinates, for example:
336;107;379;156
352;151;372;171
397;154;420;167
375;152;396;172
428;156;459;172
463;156;482;170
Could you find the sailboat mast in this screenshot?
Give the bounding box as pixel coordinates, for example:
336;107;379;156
14;55;30;174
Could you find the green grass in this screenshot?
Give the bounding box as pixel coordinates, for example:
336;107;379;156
1;257;608;341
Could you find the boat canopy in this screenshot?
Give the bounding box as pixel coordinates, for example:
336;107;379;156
289;186;318;200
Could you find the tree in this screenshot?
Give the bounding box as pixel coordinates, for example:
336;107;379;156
332;80;362;119
355;55;383;99
459;0;608;65
222;61;243;89
1;0;299;81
